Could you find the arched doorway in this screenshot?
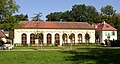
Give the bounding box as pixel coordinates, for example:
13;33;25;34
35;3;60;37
30;33;35;46
85;33;90;43
78;34;82;43
21;33;27;45
69;33;75;44
55;33;60;45
47;33;52;45
38;33;44;45
62;33;67;44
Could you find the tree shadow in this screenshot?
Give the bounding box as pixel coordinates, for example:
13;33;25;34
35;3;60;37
63;48;120;64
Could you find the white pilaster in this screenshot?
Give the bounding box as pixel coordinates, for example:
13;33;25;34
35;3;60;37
27;33;30;44
43;33;47;44
82;33;85;43
52;33;54;45
68;33;70;44
90;31;95;43
75;33;78;43
60;34;63;46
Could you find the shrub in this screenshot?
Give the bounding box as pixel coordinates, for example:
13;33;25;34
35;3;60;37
0;39;4;46
111;40;120;47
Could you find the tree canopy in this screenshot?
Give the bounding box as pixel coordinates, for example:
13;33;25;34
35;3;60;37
101;5;116;16
72;4;99;23
46;12;62;21
46;4;99;23
14;14;28;21
0;0;19;31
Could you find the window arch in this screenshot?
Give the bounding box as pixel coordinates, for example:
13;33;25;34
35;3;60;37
55;33;60;45
78;34;82;43
47;33;52;45
38;33;44;45
30;33;35;45
21;33;27;45
85;33;90;43
69;33;75;44
62;33;68;44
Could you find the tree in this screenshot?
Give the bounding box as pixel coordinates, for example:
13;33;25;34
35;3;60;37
32;12;42;21
0;0;19;31
14;14;28;21
46;4;99;23
46;12;62;21
61;10;74;21
71;4;99;23
46;11;74;22
101;5;116;16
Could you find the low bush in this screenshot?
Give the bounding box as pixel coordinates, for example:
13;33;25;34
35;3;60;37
0;39;4;46
110;40;120;47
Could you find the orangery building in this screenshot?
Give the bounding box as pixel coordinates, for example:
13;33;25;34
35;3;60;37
14;21;95;46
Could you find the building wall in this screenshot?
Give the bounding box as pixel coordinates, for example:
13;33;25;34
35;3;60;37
102;31;117;43
14;29;95;46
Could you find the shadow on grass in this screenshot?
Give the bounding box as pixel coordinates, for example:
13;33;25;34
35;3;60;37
63;48;120;64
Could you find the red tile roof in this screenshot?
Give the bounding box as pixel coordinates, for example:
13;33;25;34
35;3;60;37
96;22;117;31
17;21;95;29
0;31;6;38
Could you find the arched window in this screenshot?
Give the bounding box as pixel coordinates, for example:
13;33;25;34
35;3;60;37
78;34;82;43
62;33;67;44
21;33;27;45
38;33;44;45
30;33;35;45
47;33;52;45
55;33;60;45
69;33;75;44
85;33;90;43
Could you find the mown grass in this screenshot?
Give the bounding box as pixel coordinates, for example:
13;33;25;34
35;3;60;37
0;44;120;64
0;48;120;64
0;51;73;64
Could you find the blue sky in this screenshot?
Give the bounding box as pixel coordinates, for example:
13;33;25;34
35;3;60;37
15;0;120;20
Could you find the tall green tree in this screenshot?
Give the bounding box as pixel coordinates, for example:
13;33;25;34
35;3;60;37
101;5;116;16
71;4;99;23
14;14;28;21
46;4;99;23
61;10;74;21
46;11;73;22
46;12;62;21
0;0;19;31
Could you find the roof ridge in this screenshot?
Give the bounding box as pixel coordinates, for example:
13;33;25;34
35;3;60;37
96;22;117;30
18;21;95;29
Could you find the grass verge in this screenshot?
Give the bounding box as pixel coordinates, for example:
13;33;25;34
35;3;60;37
0;47;120;64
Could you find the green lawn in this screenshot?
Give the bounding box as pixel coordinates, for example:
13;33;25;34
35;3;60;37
0;46;120;64
0;51;73;64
